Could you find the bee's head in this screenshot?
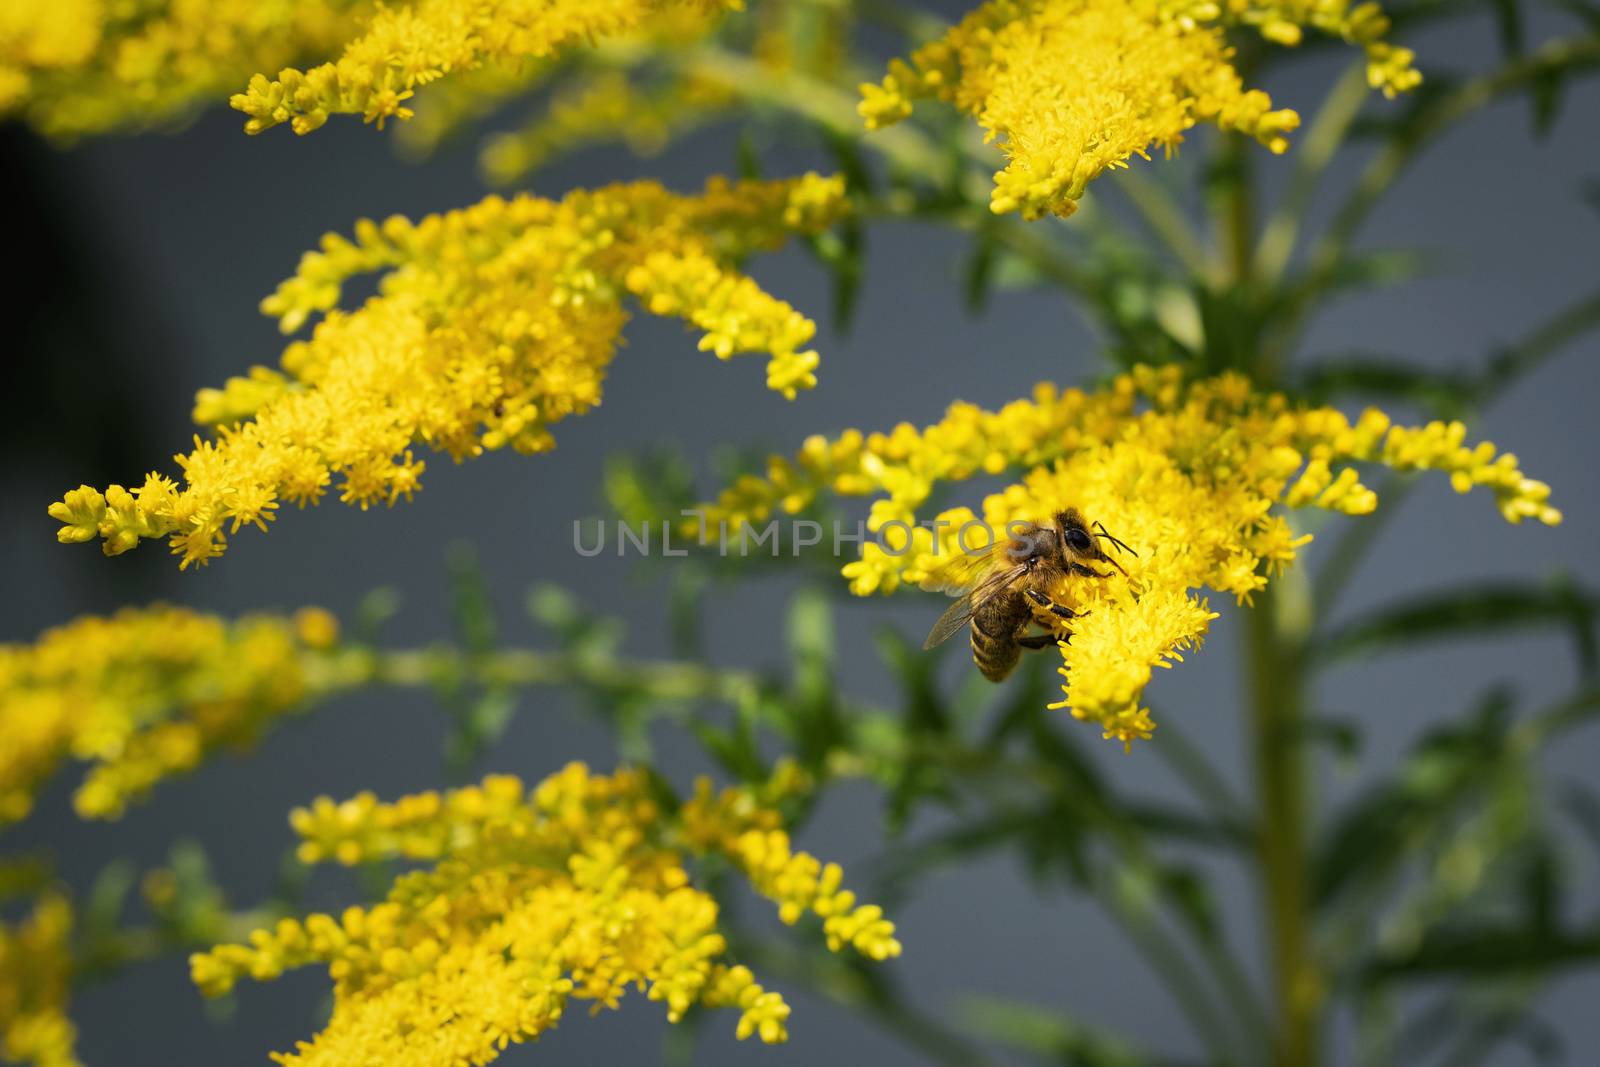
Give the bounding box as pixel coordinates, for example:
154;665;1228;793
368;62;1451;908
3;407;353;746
1054;510;1095;556
1054;508;1136;575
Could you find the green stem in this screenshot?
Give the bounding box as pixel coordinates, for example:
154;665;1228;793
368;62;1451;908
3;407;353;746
1213;132;1257;289
1146;709;1252;826
1246;573;1320;1067
687;45;1101;298
1113;167;1211;277
75;909;271;980
1310;474;1417;619
1311;35;1600;279
1271;34;1600;364
319;645;761;707
1255;61;1371;285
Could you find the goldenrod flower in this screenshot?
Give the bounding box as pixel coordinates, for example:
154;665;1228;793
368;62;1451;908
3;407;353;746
0;605;337;824
861;0;1414;220
0;893;77;1067
1165;0;1421;96
699;366;1559;745
475;8;846;183
230;0;736;135
48;174;847;568
0;0;366;138
192;764;897;1062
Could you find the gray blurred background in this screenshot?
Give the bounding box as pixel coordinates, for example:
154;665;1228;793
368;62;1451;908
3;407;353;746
1;7;1597;1065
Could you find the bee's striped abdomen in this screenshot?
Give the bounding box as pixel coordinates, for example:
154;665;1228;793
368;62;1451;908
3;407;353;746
970;594;1026;682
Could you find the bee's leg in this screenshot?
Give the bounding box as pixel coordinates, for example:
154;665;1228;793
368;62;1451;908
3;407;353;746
1068;563;1114;579
1024;588;1087;621
1017;633;1061;650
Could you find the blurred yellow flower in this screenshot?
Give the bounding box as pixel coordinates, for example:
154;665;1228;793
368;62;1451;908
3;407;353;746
0;0;366;138
192;764;897;1062
0;605;337;824
699;366;1559;744
1167;0;1421;95
0;893;76;1067
861;0;1415;220
49;173;847;568
231;0;737;135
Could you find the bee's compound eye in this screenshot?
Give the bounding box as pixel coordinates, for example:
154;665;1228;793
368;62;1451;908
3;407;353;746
1066;528;1092;552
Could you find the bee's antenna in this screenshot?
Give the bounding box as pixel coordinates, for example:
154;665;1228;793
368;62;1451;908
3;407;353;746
1094;521;1138;557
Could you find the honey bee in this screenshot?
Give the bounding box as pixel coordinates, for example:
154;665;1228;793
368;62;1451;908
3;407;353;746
922;508;1136;682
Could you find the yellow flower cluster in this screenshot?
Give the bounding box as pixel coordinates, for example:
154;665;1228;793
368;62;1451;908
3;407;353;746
191;764;896;1063
1165;0;1420;95
48;174;847;568
859;0;1302;220
0;893;76;1067
699;366;1559;745
231;0;735;135
390;2;737;159
679;770;901;959
859;0;1414;220
0;605;338;824
0;0;365;138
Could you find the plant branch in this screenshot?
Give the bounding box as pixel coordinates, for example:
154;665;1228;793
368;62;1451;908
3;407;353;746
1283;34;1600;354
1247;573;1321;1067
1255;61;1372;285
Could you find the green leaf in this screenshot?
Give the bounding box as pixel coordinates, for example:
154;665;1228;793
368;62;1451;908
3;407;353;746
786;585;834;669
603;448;697;527
875;628;958;833
805;216;865;334
963;229;998;313
1314;688;1516;905
84;859;136;950
1314;577;1599;677
1295;355;1474;417
1531;64;1568;135
1491;0;1526;58
1296;714;1363;762
441;544;517;771
1157;865;1221;945
956;997;1173;1067
679;682;769;784
446;542;497;655
785;586;846;765
735;130;764;180
1308;246;1439;296
667;565;708;659
1366;923;1600;979
820;127;876;199
354;585;402;645
876;804;1092;899
527;584;623;658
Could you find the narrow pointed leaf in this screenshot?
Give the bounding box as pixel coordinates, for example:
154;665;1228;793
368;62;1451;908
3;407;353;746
1315;578;1598;677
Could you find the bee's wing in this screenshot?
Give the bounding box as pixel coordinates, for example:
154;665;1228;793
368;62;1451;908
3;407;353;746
921;563;1026;650
917;536;1020;596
